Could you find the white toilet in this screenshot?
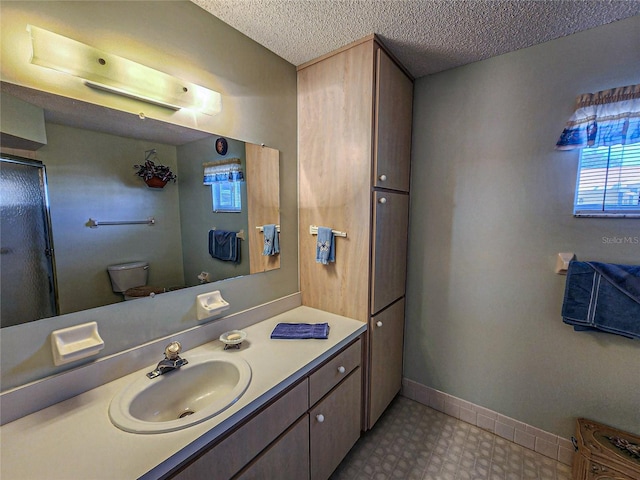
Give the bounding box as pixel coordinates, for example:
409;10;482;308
107;261;164;300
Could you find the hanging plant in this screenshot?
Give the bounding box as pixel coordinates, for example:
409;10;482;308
134;149;177;188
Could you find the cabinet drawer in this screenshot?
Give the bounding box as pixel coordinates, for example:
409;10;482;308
234;416;309;480
171;379;308;480
309;338;361;406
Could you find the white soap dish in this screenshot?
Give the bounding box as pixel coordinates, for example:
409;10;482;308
220;330;247;350
51;321;105;366
196;290;230;321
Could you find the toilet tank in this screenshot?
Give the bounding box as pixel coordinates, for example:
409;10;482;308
107;261;149;293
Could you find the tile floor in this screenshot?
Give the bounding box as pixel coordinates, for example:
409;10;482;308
330;396;573;480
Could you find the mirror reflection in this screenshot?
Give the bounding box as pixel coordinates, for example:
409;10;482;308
0;83;280;328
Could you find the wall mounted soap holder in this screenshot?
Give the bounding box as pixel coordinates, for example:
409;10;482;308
51;321;105;366
196;290;230;321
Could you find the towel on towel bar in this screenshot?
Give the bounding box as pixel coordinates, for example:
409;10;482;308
315;226;335;265
209;230;241;263
262;224;279;256
270;323;330;339
562;261;640;339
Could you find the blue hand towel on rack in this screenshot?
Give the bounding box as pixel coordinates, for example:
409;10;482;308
315;226;335;265
209;230;241;263
270;323;330;339
262;224;279;256
562;261;640;339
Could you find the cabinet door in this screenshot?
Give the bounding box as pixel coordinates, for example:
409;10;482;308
171;380;308;480
371;190;409;315
235;416;309;480
368;298;405;429
310;369;362;480
374;47;413;192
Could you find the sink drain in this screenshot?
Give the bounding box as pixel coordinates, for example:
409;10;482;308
178;409;195;419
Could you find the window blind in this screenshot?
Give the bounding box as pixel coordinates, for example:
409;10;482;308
574;143;640;216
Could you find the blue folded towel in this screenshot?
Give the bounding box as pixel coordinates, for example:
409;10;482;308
270;323;330;339
209;230;241;263
562;261;640;339
315;226;335;265
262;224;280;256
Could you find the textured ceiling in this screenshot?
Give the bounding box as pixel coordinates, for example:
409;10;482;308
191;0;640;78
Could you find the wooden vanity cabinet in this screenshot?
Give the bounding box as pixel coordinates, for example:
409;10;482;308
373;46;413;192
298;34;413;430
310;369;361;480
369;298;405;427
235;417;310;480
308;339;362;480
170;379;309;480
168;338;362;480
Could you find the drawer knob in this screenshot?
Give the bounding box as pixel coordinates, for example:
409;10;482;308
378;197;387;204
337;366;346;374
316;414;325;423
376;321;383;327
379;174;387;181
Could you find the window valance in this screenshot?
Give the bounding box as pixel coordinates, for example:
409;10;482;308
556;84;640;150
203;158;244;184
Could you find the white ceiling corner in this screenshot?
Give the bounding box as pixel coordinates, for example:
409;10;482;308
191;0;640;78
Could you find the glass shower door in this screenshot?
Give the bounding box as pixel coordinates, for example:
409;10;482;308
1;157;57;327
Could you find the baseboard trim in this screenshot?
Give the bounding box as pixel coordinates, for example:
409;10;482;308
401;378;575;466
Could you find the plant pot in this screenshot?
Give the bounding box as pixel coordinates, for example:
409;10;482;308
144;176;168;188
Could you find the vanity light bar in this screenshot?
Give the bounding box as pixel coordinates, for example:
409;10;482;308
27;25;222;115
84;81;181;111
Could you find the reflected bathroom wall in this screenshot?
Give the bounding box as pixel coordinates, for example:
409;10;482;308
178;136;250;284
40;123;184;315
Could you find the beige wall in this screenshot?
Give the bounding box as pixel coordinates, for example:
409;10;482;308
405;15;640;438
0;1;298;391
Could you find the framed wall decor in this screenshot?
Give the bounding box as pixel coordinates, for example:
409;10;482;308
215;137;228;155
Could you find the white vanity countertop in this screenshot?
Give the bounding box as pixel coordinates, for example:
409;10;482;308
0;306;366;480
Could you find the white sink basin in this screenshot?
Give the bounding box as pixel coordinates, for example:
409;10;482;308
109;354;251;433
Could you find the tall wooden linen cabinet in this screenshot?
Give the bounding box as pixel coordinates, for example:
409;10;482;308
298;35;413;430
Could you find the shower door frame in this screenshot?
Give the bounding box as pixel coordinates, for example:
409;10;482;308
1;154;59;326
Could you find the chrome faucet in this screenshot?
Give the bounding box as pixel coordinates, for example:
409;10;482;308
146;341;189;379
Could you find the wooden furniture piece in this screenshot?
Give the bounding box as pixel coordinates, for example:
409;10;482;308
297;34;413;430
245;143;280;274
170;338;362;480
573;418;640;480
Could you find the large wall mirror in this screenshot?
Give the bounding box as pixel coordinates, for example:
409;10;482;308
1;82;281;329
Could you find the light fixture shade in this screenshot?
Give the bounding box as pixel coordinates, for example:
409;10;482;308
27;25;222;115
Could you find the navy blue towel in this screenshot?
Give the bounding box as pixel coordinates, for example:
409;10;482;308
209;230;241;263
270;323;330;339
562;261;640;339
